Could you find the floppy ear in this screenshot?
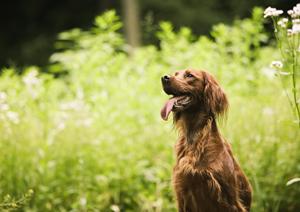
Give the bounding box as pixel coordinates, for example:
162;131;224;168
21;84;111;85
202;71;228;116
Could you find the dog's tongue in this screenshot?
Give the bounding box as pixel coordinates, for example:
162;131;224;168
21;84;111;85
160;97;182;121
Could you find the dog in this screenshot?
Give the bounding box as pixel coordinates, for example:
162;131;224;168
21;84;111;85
160;69;252;212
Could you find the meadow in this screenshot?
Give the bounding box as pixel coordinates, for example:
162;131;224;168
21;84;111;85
0;8;299;211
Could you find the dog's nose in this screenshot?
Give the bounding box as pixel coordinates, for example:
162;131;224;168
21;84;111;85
162;75;170;83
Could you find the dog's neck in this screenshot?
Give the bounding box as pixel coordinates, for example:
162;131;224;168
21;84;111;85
174;109;224;166
174;108;220;144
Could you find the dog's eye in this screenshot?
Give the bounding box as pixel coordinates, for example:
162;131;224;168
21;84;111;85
185;73;194;78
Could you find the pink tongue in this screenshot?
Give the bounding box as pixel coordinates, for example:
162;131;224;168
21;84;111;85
160;97;181;121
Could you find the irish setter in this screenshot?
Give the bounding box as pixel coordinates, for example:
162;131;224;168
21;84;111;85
161;69;252;212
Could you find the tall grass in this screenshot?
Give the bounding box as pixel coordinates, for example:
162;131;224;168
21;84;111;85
0;9;299;211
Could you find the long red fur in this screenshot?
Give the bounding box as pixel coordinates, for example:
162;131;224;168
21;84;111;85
163;70;252;212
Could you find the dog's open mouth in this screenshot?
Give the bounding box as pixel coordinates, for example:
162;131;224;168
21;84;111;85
160;95;192;121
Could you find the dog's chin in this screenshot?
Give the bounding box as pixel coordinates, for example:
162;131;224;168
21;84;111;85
162;85;176;95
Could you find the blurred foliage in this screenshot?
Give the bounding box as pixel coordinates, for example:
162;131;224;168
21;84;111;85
0;0;297;67
0;190;34;211
0;8;300;212
140;0;297;43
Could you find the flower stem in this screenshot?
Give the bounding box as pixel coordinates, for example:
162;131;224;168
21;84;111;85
291;39;300;127
272;17;295;117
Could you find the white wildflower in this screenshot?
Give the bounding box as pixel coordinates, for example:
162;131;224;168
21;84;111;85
263;107;274;116
60;100;85;111
277;18;289;28
264;7;283;18
0;92;7;101
37;149;45;158
293;4;300;17
274;10;283;16
262;68;276;79
47;160;56;168
76;88;84;99
271;60;283;69
287;29;293;36
110;205;120;212
22;70;40;86
0;103;9;111
76;118;93;127
53;111;68;132
79;197;87;207
288;10;294;16
6;111;20;124
289;4;300;18
293;19;300;23
292;23;300;34
57;122;66;131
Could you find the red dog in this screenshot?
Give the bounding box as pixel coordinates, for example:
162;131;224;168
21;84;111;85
161;69;252;212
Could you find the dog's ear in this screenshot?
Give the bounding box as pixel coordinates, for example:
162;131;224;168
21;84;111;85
202;71;228;116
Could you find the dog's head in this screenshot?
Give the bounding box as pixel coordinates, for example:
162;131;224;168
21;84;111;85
160;69;228;121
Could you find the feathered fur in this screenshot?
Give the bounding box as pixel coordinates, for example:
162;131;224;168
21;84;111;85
161;69;252;212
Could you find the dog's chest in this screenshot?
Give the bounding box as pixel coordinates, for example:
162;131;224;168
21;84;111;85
174;136;231;173
173;167;227;212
